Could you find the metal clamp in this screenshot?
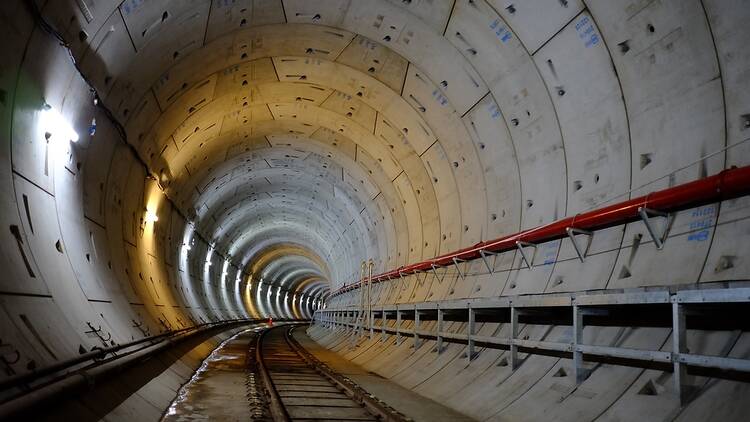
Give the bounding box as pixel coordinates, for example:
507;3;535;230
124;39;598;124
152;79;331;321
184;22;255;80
397;270;409;290
157;316;172;332
515;241;537;269
85;322;113;345
452;257;466;280
430;264;443;282
0;341;21;376
479;249;498;273
638;207;670;249
413;268;427;286
132;319;150;337
566;228;594;262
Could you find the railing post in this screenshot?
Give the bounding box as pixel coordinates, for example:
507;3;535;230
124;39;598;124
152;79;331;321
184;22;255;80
672;301;691;404
414;306;421;349
396;308;401;345
467;305;475;364
381;308;387;342
510;306;518;369
368;260;374;339
436;306;443;354
573;304;585;384
369;310;374;340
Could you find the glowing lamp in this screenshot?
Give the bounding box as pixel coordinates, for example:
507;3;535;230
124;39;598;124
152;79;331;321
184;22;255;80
41;106;79;143
144;209;159;223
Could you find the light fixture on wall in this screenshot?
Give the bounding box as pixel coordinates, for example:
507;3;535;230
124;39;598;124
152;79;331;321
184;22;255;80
144;208;159;223
41;105;79;144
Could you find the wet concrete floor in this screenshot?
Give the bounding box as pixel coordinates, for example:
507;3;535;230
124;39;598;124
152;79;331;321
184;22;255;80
162;326;270;421
161;324;473;421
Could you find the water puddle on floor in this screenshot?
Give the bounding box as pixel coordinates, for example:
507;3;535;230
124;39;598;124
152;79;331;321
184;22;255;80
162;326;270;421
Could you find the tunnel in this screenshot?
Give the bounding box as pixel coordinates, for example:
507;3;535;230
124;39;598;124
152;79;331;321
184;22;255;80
1;0;749;420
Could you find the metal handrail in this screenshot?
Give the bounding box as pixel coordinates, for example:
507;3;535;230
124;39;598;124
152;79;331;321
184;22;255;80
331;165;750;297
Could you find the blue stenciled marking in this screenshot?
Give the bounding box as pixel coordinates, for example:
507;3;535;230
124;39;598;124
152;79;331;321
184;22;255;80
688;230;710;242
574;16;590;31
687;205;716;241
487;103;501;120
575;15;599;48
216;0;236;9
121;0;145;16
432;89;448;106
489;19;513;43
542;242;559;265
691;206;716;217
689;218;713;231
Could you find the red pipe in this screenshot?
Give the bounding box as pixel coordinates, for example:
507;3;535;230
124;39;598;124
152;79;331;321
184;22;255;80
332;165;750;296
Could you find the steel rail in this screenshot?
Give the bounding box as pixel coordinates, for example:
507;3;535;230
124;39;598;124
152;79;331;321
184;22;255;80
256;324;408;422
255;326;292;422
284;326;409;422
332;165;750;297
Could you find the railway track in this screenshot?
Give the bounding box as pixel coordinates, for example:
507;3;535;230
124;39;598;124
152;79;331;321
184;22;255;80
256;325;407;421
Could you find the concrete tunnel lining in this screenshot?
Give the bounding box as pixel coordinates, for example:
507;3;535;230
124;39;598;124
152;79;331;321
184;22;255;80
1;0;749;420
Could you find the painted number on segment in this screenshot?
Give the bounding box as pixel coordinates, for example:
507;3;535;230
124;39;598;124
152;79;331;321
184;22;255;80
575;16;599;48
687;205;716;242
489;19;513;43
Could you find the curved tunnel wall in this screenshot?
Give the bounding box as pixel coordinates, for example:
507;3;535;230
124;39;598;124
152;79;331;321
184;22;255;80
0;0;749;420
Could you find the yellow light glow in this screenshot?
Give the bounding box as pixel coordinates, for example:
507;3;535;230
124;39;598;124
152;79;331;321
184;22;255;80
145;209;159;223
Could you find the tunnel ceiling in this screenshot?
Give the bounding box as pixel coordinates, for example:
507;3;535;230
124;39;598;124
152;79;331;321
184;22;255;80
8;0;746;324
45;0;537;303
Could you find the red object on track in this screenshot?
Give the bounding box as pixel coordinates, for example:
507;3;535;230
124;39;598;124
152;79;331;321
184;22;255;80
268;317;273;326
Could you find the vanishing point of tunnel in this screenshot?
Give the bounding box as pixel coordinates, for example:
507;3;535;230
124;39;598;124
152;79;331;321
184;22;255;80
1;0;749;421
